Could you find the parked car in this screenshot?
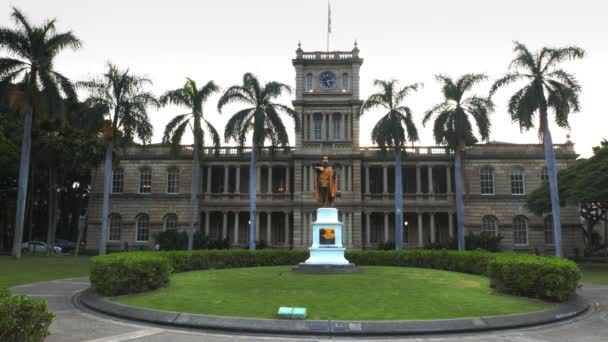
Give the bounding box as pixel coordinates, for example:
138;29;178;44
21;241;62;254
55;239;77;253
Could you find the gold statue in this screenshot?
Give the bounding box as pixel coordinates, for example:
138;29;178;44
314;156;337;206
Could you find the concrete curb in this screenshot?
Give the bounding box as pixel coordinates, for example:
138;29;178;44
78;288;590;336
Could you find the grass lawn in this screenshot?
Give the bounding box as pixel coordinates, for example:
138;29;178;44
0;254;90;289
579;263;608;285
115;266;552;320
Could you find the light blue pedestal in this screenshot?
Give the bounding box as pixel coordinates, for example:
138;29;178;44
304;208;350;266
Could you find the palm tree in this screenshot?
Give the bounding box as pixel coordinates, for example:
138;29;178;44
79;63;157;255
423;74;493;251
360;80;420;250
217;73;297;250
161;78;220;250
490;41;584;258
0;7;82;258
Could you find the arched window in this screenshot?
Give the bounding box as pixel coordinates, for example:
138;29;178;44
112;168;123;193
481;215;498;237
480;167;494;195
544;215;554;244
513;215;528;245
167;167;179;193
511;167;525;195
540;166;549;182
136;214;150;241
164;214;178;231
139;167;152;193
305;73;313;92
108;214;121;241
341;72;348;92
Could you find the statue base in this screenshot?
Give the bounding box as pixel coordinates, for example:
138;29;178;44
292;208;361;274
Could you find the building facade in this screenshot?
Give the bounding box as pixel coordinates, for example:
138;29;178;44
86;46;584;256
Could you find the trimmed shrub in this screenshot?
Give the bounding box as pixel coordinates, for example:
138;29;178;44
91;249;580;301
90;253;172;296
426;232;504;252
487;254;581;301
0;288;54;342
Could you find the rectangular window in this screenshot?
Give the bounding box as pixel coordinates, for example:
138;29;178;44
306;74;313;92
112;169;123;193
314;115;322;140
139;168;152;193
332;115;341;140
511;168;525;195
108;215;121;241
480;167;494;195
136;216;150;242
167;168;179;193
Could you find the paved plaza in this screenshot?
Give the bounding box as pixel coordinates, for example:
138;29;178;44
9;278;608;342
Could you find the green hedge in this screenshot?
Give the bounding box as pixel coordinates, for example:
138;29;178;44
90;253;172;296
488;253;581;301
0;288;54;342
90;249;580;301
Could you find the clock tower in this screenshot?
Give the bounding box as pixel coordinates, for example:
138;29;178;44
291;43;364;249
292;42;363;153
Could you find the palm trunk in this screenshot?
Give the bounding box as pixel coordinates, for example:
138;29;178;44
249;149;257;250
454;147;465;251
394;151;404;250
26;168;35;243
46;168;56;256
12;108;33;258
75;169;97;257
188;143;200;250
99;139;113;255
543;129;563;257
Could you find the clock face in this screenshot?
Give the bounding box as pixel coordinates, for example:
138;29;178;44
319;71;336;89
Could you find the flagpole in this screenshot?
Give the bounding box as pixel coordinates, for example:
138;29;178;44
327;0;330;52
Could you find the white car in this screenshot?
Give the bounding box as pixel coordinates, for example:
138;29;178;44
21;241;62;254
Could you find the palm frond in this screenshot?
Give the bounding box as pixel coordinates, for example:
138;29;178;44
217;85;253;112
204;119;221;150
489;72;527;97
224;107;253;142
509;41;537;71
162;113;189;143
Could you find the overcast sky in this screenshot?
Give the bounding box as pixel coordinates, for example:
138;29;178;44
3;0;606;157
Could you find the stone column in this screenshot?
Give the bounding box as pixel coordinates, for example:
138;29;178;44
346;165;351;191
328;114;334;141
285;166;290;193
267;212;272;245
256;166;261;193
303;165;308;193
428;166;434;194
223;166;229;194
365;166;370;194
384;212;389;242
416;165;421;194
349;213;353;245
341;166;346;192
417;213;423;247
310;166;315;193
222;212;228;239
206;167;212;193
205;211;210;236
430;212;436;243
383;166;388;194
268;166;273;193
448;212;454;238
235;166;240;193
321;114;326;140
233;212;239;245
365;212;371;246
285;212;290;246
446;166;452;194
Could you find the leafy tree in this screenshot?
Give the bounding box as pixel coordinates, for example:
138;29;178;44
217;73;297;250
423;74;493;250
161;78;220;250
490;41;584;258
361;80;420;250
527;144;608;251
79;63;158;254
0;7;82;257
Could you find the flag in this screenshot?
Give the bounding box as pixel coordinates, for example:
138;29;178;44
328;1;332;34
